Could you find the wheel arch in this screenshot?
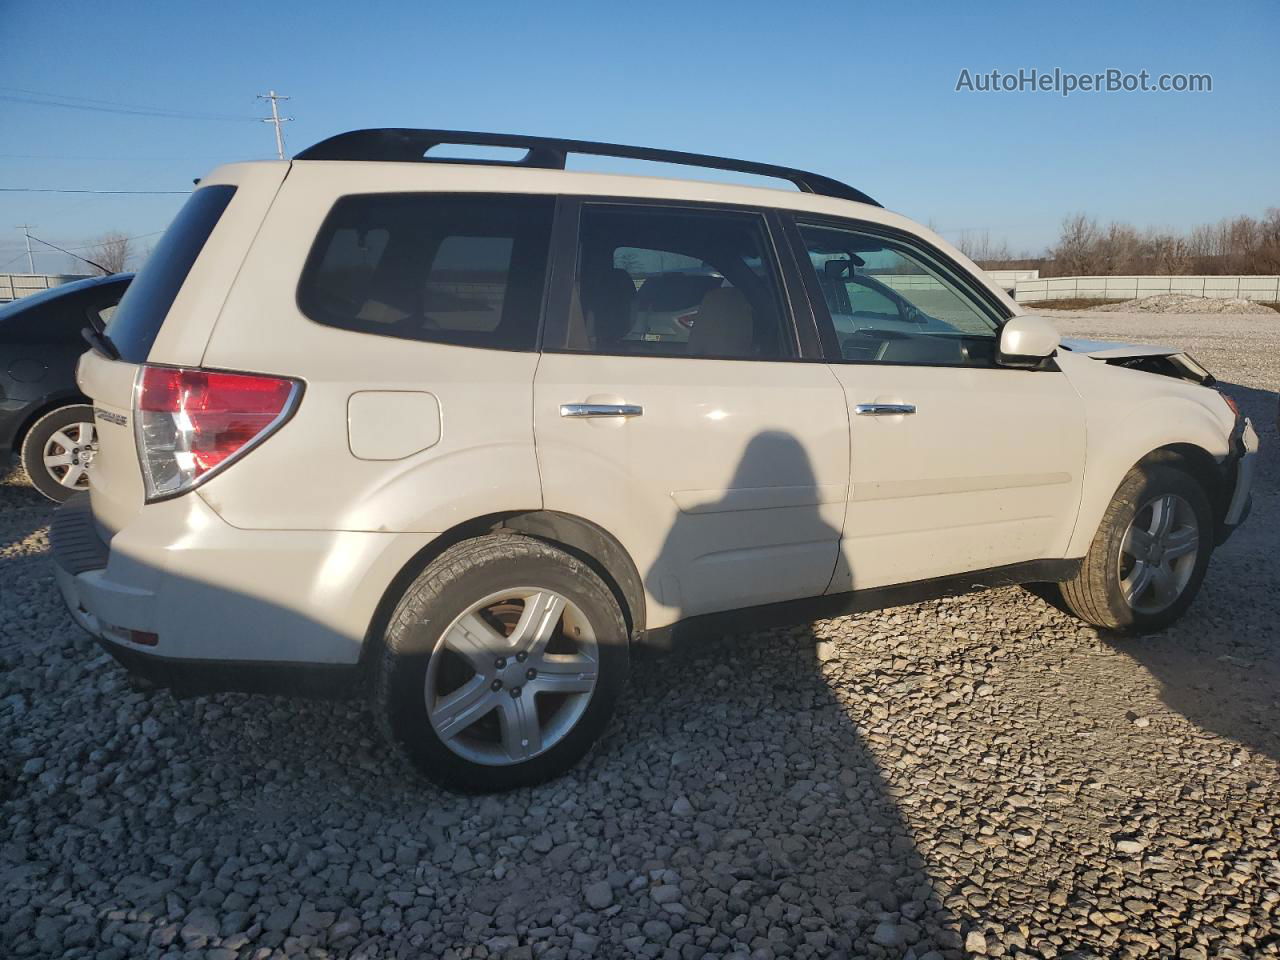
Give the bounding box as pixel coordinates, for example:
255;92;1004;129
12;392;91;453
358;509;645;675
1141;442;1228;504
1069;438;1230;557
1136;443;1231;530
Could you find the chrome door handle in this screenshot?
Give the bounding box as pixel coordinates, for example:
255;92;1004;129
560;403;644;419
855;402;916;416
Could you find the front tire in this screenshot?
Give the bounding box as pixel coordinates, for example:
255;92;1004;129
20;404;97;502
1060;463;1213;632
374;534;629;792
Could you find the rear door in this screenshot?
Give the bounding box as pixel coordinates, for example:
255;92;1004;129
786;215;1086;591
533;200;850;629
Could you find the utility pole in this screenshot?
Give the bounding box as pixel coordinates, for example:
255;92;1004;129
15;224;36;272
257;90;293;160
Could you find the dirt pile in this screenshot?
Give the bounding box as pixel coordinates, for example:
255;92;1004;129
1091;294;1274;315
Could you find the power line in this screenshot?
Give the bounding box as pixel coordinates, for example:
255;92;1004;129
0;251;34;271
0;187;190;195
0;152;228;162
0;229;165;273
0;86;259;122
0;229;165;254
257;90;293;160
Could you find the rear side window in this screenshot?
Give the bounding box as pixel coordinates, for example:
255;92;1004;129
105;186;236;363
298;193;555;351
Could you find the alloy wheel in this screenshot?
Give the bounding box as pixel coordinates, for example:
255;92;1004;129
424;587;599;766
1118;493;1201;615
42;421;97;490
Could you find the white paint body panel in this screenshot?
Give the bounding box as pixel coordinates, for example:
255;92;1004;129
58;492;434;663
534;354;849;628
1053;349;1236;557
829;364;1086;590
346;391;441;461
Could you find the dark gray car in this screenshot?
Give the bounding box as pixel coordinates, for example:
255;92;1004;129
0;273;133;500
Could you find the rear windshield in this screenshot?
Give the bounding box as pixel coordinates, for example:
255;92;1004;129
105;185;236;362
297;193;555;351
0;278;131;344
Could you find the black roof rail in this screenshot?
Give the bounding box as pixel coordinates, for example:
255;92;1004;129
294;128;880;207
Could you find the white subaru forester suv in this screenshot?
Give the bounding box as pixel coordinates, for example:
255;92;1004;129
52;129;1258;792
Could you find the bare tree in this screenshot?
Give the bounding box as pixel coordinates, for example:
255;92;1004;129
955;229;1013;266
89;232;131;275
1048;214;1101;276
1258;208;1280;273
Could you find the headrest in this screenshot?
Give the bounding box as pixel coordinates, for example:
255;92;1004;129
687;286;753;358
583;267;636;345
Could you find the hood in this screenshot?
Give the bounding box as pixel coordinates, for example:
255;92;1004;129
1059;337;1181;360
1058;338;1214;386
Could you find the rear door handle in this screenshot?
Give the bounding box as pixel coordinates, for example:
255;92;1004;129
560;403;644;419
854;402;916;416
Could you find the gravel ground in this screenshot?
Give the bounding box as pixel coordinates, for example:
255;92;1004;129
2;313;1277;960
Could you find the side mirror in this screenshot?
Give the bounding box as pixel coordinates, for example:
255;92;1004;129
998;315;1060;367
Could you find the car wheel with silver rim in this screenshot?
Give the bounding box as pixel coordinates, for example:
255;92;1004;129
1118;493;1201;616
20;403;98;503
1060;462;1213;632
376;534;629;792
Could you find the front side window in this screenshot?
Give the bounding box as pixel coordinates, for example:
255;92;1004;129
559;204;795;360
298;193;554;351
797;221;1001;366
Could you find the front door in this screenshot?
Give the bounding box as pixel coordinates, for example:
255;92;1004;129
533;200;850;629
787;216;1086;591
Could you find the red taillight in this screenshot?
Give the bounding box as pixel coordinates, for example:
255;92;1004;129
676;312;697;329
1218;389;1240;417
135;366;298;501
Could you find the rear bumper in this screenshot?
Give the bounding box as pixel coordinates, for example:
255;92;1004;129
89;636;360;698
50;492;433;695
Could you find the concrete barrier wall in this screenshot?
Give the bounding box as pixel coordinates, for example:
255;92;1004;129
985;269;1039;291
1014;275;1280;304
0;273;93;303
863;270;1039;294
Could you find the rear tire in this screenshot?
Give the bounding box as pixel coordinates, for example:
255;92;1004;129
21;404;97;503
374;534;629;792
1060;463;1213;632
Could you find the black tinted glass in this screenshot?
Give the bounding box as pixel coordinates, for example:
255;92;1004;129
560;204;793;360
1;283;121;344
105;186;235;363
298;193;555;351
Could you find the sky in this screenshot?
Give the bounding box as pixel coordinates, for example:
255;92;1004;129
2;0;1276;274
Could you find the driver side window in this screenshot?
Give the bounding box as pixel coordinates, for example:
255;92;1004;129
797;220;1001;366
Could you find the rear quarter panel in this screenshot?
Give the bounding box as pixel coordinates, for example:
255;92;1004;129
146;163;290;367
196;163;542;532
